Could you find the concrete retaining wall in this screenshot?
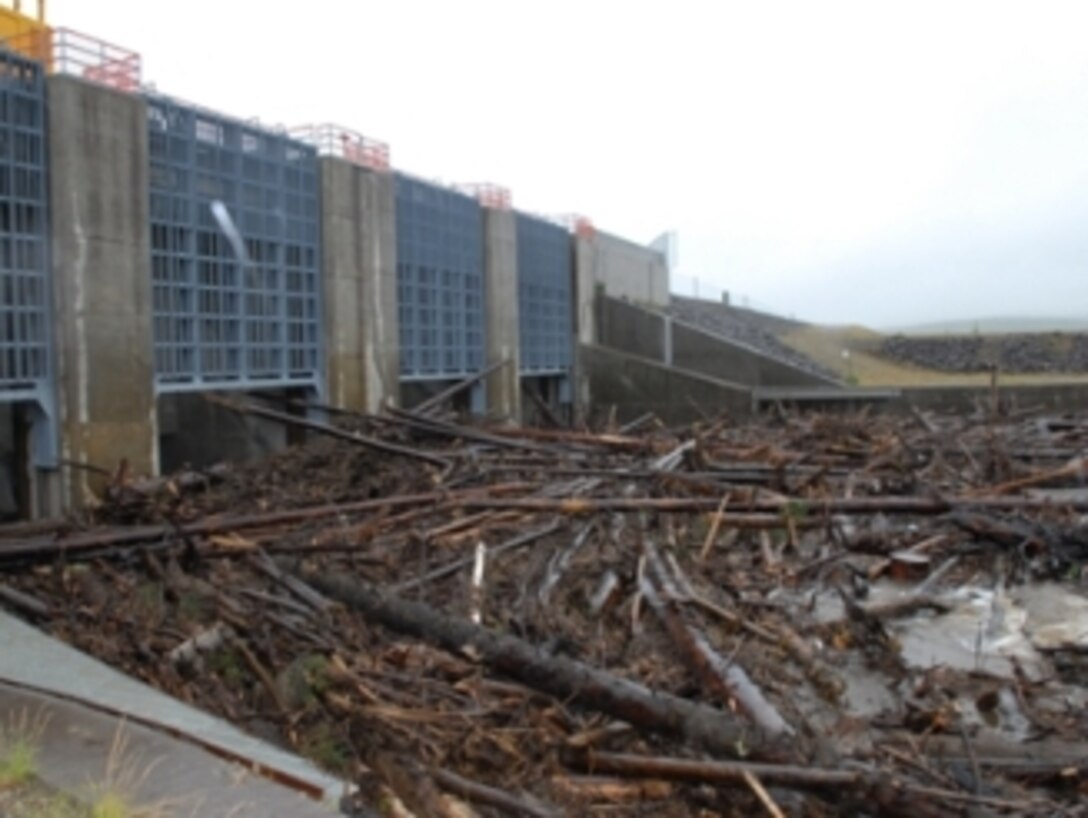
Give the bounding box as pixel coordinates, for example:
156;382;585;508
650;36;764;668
671;322;838;388
585;231;669;307
596;296;667;361
580;344;751;426
901;382;1088;414
595;295;839;390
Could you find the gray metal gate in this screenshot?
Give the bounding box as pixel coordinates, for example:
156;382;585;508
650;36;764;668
146;96;322;392
0;49;54;465
516;214;572;377
395;174;484;380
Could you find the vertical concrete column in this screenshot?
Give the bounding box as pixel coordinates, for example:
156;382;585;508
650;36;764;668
482;208;520;420
319;157;399;414
47;76;156;508
572;233;599;417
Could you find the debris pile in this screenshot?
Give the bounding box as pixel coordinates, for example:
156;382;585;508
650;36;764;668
879;333;1088;374
2;399;1088;817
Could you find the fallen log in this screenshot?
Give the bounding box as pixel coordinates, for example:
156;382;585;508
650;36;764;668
206;394;451;469
386;408;562;455
413;359;509;417
303;570;794;761
485;426;656;452
521;381;564;429
431;768;559;818
641;541;795;742
549;775;672;803
0;583;51;618
0;488;518;564
617;412;657;435
457;493;1088;515
567;750;857;789
393;521;562;594
967;456;1088;497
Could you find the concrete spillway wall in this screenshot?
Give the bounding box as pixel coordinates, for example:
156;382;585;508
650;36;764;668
595;296;841;390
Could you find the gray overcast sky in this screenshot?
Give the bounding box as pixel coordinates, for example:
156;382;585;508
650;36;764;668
50;0;1088;327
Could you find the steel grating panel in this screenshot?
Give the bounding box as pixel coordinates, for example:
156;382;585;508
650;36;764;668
0;51;50;396
0;49;55;465
146;95;322;392
395;174;484;380
515;213;572;376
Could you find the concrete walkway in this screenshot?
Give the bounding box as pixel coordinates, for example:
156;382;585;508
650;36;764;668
0;610;345;815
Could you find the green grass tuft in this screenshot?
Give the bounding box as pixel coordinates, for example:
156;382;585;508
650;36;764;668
0;735;37;788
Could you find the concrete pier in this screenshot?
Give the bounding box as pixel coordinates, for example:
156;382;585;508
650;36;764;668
483;208;521;420
319;158;400;415
47;76;156;507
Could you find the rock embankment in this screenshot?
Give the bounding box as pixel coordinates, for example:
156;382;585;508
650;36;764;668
879;333;1088;373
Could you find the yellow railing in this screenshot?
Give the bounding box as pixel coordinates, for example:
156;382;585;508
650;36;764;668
0;2;50;66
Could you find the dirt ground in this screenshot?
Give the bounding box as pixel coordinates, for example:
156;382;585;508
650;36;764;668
1;399;1087;817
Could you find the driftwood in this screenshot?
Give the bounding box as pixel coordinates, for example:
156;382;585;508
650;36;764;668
458;493;1088;514
570;750;857;788
486;426;654;452
0;583;50;618
304;570;794;760
431;768;559;818
386;408;561;456
520;382;564;429
413;359;509;417
168;621;233;667
393;521;562;594
641;541;795;742
617;411;658;435
550;775;673;802
0;486;527;564
206;394;451;468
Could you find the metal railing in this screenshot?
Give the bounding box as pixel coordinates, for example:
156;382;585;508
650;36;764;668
290;123;390;171
456;182;512;210
555;213;595;238
3;27;141;92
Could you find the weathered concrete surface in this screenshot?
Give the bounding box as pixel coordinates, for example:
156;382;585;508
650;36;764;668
573;235;596;348
319;158;399;414
483;208;520;420
753;386;902;414
901;382;1088;414
572;236;596;419
0;684;342;816
580;231;669;307
596;296;840;390
47;76;156;508
668;295;836;380
580;344;751;425
0;609;344;808
596;295;668;361
572;232;668;419
671;321;840;388
157;393;291;472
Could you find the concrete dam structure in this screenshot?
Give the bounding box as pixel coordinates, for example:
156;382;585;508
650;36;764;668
0;15;856;522
0;27;727;518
